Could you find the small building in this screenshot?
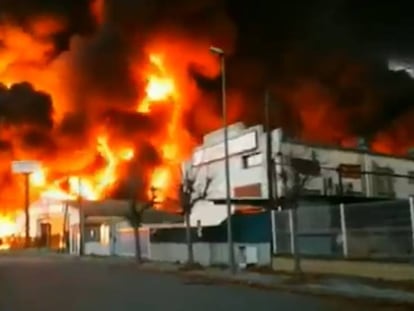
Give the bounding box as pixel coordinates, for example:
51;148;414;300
15;198;183;258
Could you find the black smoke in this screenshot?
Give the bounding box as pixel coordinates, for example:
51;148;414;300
0;82;54;155
224;0;414;148
0;83;53;128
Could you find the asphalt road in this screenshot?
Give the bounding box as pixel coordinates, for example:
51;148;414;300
0;256;364;311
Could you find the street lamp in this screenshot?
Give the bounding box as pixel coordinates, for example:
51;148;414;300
209;46;236;273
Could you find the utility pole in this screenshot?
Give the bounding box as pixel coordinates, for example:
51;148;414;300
210;46;236;273
11;160;39;248
265;90;279;255
24;172;30;248
78;177;85;256
265;91;274;206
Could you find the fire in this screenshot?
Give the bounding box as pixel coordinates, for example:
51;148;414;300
138;54;177;113
30;169;46;187
0;4;224;216
0;215;16;238
19;48;199;205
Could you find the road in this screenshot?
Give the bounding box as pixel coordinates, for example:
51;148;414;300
0;256;388;311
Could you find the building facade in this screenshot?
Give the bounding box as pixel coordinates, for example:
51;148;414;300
186;122;414;227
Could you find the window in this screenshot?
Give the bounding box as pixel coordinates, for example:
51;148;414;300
409;171;414;184
84;225;100;242
242;153;263;169
372;165;394;197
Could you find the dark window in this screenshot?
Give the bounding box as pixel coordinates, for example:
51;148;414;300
84;225;100;242
241;153;263;169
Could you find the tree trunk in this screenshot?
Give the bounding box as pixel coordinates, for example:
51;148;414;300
133;224;142;264
185;212;194;265
62;201;69;253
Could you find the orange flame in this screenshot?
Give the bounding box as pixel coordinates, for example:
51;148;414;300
0;215;16;238
0;12;222;215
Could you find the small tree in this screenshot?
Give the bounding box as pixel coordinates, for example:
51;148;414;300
180;164;212;266
125;174;156;264
279;156;319;275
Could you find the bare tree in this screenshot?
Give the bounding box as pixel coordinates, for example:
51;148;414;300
126;197;154;264
180;164;212;266
125;172;156;264
279;156;319;275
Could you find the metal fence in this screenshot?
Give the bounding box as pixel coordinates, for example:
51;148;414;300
273;198;414;261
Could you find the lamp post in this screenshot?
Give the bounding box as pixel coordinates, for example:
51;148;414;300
11;160;40;248
78;177;85;256
209;46;236;273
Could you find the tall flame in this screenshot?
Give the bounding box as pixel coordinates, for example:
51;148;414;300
0;8;223;219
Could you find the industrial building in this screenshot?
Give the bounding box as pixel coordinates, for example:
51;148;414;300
186;122;414;228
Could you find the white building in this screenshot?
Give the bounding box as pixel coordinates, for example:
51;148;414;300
187;122;414;227
15;199;182;257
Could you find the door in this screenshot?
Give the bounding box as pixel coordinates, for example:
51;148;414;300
110;224;116;256
40;223;51;247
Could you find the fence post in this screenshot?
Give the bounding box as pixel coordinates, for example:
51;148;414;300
339;203;348;258
271;210;277;254
288;209;294;254
409;196;414;253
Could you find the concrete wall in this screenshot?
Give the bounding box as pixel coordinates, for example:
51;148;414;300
16;200;79;238
272;256;414;281
150;242;271;267
282;141;414;198
85;242;110;256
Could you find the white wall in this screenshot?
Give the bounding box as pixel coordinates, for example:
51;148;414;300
281;142;364;196
188;124;267;226
149;242;271;267
281;141;414;198
15;199;79;238
85;242;110;256
114;221;150;259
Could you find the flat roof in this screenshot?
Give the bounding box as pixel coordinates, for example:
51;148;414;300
68;199;183;224
282;136;414;162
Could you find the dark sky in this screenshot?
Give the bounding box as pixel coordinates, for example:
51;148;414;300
228;1;414;58
3;1;413;59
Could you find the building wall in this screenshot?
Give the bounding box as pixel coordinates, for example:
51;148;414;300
113;221;151;258
15;199;79;238
188;124;271;226
282;141;414;198
85;242;111;256
185;123;414;228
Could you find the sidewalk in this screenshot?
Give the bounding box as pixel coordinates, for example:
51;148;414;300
135;261;414;305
